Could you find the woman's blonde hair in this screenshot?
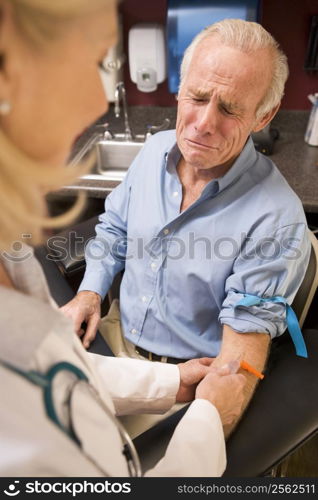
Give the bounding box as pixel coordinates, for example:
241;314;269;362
0;0;114;249
179;19;289;120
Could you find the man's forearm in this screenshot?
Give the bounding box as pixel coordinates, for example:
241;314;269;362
78;238;125;300
214;324;270;438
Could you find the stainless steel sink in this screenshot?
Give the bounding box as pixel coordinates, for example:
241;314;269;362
82;133;145;182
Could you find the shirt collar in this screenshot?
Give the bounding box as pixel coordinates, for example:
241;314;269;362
165;142;181;175
217;136;257;193
165;136;257;198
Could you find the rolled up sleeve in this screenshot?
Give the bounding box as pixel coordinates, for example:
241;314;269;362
219;224;311;338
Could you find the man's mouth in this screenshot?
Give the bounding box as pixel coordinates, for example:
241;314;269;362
185;138;219;150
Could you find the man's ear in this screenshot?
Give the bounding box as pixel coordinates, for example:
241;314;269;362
252;103;280;133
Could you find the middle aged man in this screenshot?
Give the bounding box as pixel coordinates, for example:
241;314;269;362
62;19;311;435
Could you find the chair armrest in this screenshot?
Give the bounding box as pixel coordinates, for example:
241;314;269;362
134;329;318;476
47;215;99;276
34;245;75;306
35;239;114;357
223;329;318;476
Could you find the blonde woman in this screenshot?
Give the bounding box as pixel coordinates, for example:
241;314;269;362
0;0;245;476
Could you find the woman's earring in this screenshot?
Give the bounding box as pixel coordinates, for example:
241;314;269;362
0;100;11;115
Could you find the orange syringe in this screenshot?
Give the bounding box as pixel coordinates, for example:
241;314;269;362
240;360;264;380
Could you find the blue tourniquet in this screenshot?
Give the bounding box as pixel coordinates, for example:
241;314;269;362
235;294;308;358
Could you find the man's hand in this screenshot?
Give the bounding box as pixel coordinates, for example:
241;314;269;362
196;364;246;426
176;358;214;402
60;291;102;349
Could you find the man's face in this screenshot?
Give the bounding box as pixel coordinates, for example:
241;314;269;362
176;36;273;172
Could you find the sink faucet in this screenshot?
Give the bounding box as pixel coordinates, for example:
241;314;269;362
114;81;133;141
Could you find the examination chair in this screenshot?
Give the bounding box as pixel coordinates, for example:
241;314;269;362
35;218;318;477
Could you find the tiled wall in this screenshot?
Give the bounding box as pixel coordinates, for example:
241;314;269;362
119;0;318;109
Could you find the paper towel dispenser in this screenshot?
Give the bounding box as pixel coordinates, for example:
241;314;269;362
167;0;260;94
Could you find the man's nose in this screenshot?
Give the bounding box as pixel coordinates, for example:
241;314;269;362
195;101;218;135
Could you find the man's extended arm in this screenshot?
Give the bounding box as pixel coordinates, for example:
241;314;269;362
213;324;270;438
216;224;311;436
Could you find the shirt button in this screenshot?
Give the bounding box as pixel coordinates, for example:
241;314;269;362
173;191;179;197
163;229;169;235
141;296;147;302
131;328;138;335
151;262;157;270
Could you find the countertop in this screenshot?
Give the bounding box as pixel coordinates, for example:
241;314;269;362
54;108;318;213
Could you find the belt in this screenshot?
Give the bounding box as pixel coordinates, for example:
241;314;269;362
135;346;189;364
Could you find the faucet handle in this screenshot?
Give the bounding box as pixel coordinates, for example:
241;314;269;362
145;118;171;139
103;130;114;140
95;121;109;131
95;122;114;139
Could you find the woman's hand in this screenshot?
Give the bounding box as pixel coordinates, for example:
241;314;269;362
196;363;246;426
176;358;214;402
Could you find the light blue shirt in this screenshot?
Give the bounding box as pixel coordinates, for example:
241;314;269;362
79;130;311;358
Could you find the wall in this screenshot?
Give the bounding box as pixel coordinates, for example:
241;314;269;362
119;0;318;109
261;0;317;110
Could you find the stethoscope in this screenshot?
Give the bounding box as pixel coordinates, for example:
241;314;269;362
0;359;142;477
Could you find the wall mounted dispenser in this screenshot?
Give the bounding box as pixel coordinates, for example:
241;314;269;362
128;23;166;92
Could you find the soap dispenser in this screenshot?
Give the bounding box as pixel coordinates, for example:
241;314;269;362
128;23;166;92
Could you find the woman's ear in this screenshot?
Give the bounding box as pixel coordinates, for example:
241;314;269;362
252;103;280;133
0;1;16;107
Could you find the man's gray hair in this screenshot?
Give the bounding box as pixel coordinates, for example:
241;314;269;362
179;19;289;119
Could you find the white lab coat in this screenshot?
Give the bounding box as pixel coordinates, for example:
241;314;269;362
0;249;226;477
